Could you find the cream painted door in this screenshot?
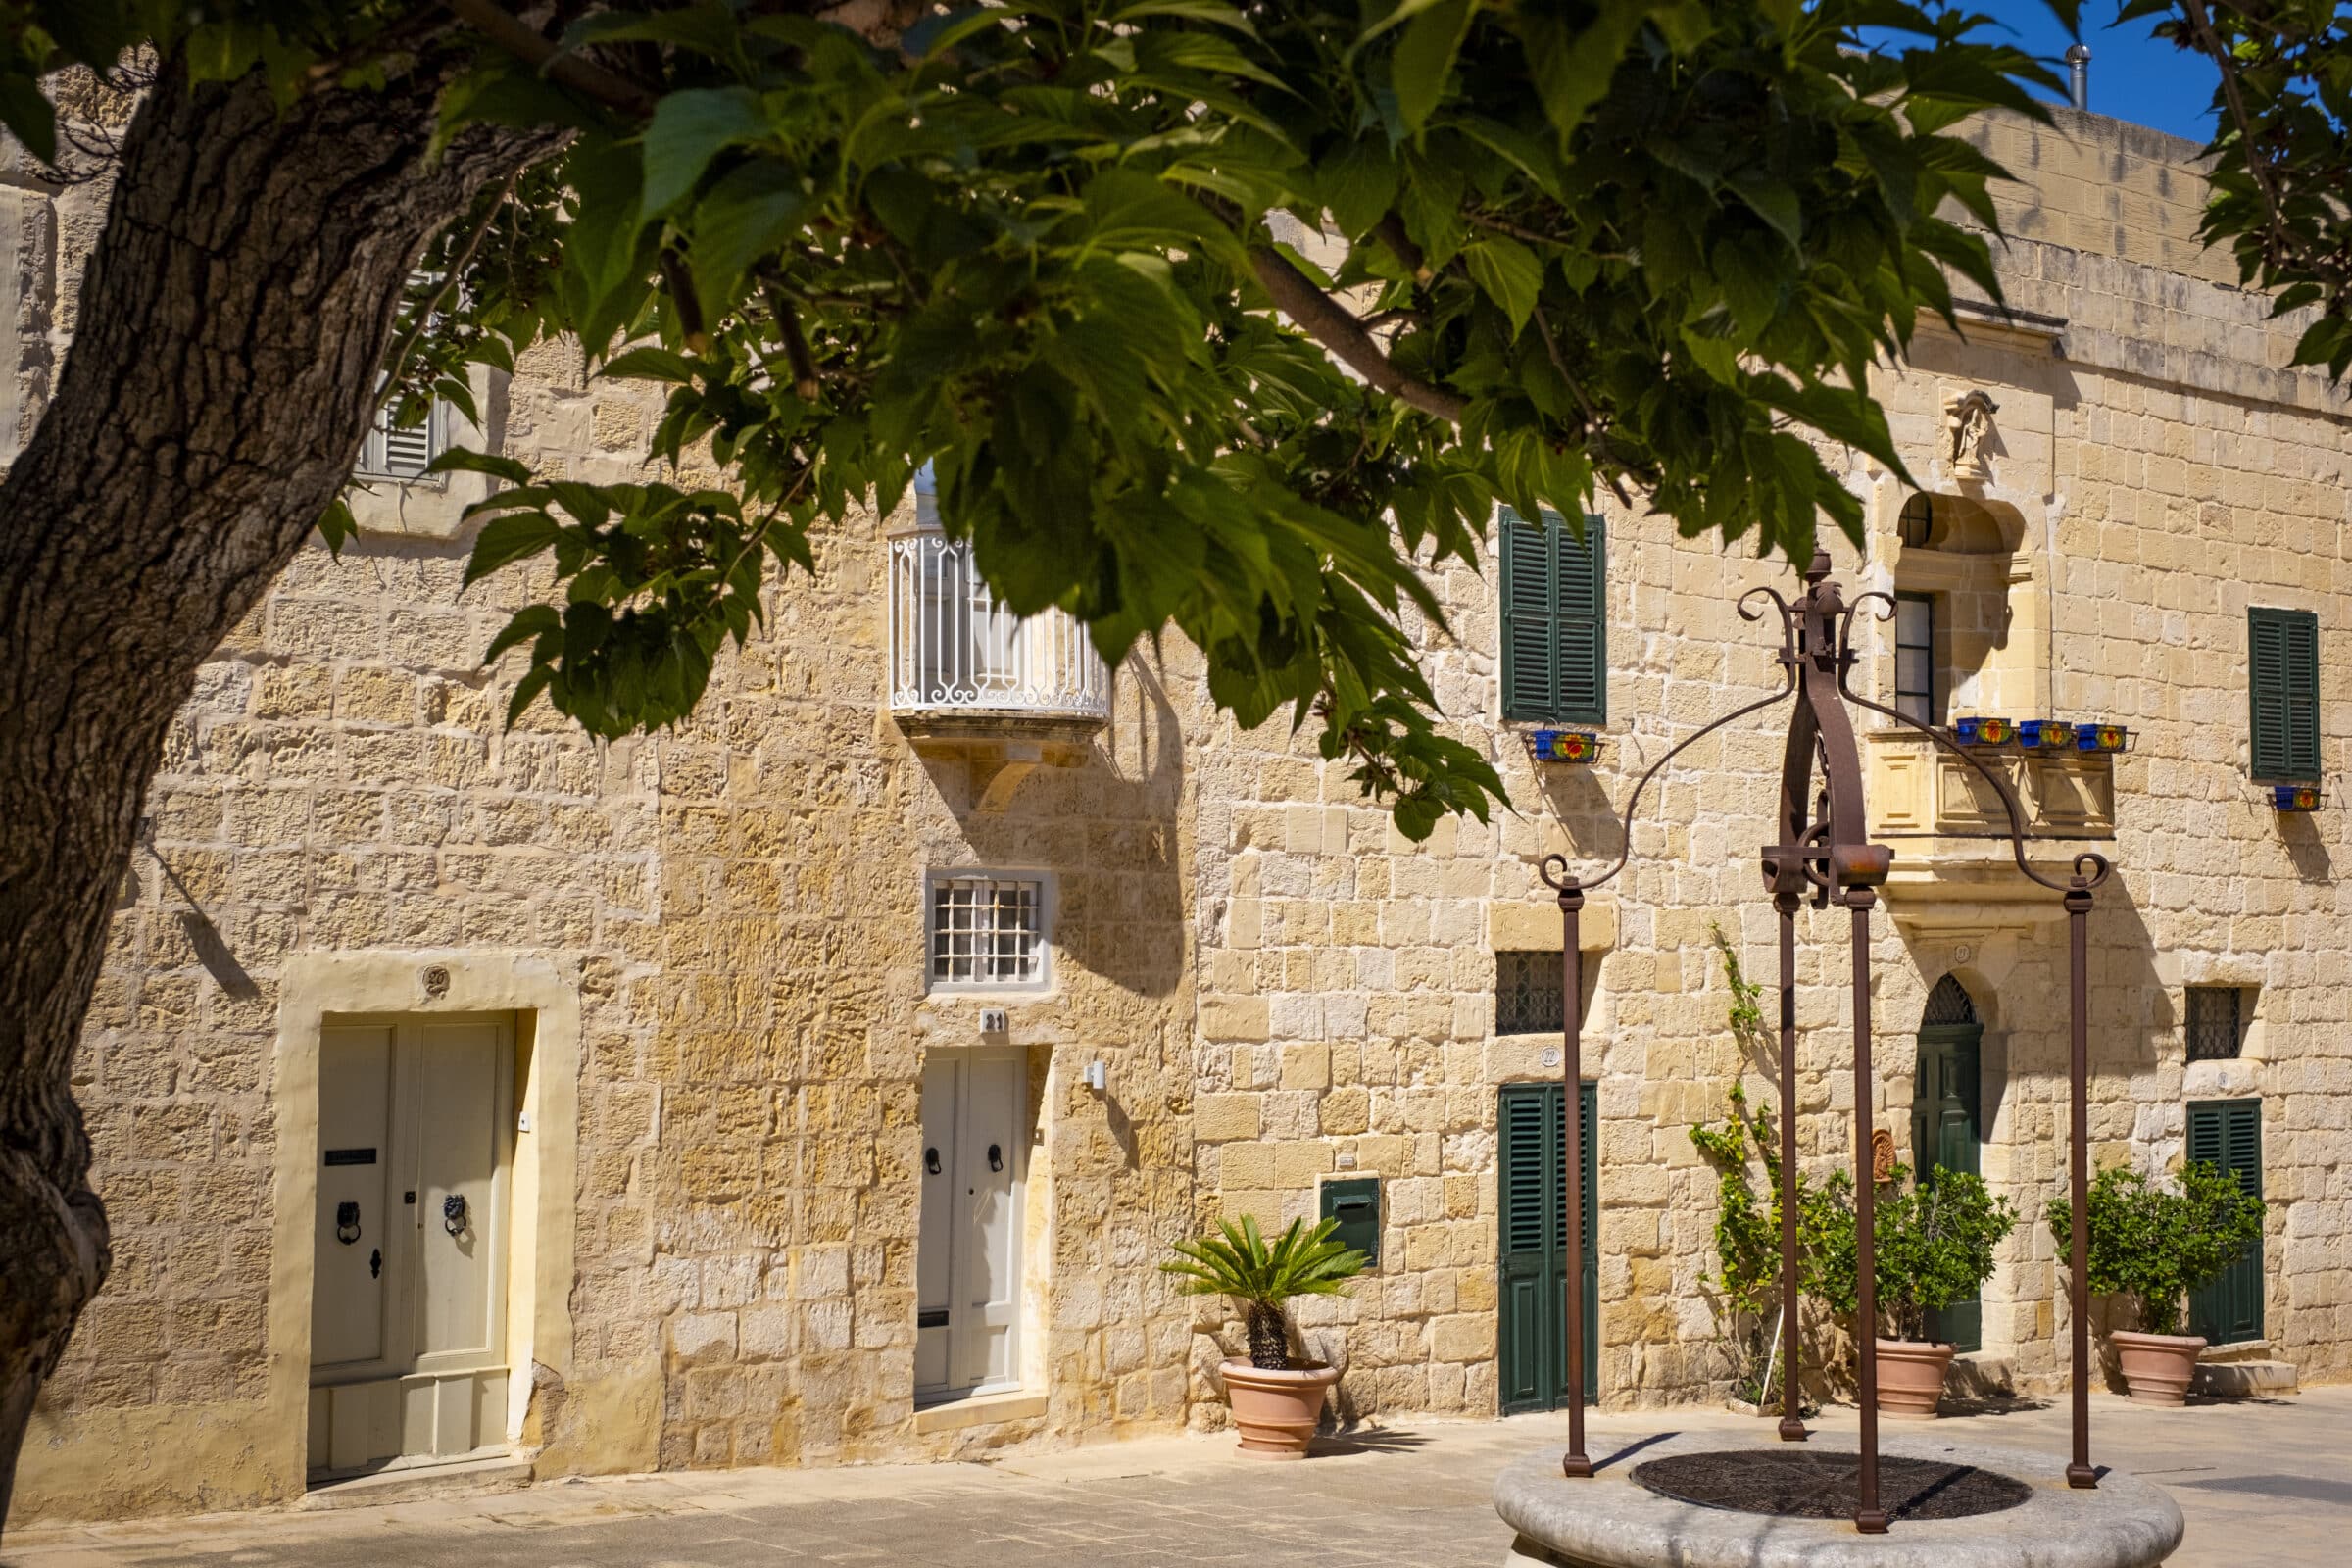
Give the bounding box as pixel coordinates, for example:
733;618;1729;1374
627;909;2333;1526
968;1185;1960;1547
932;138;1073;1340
914;1049;1024;1402
310;1016;513;1477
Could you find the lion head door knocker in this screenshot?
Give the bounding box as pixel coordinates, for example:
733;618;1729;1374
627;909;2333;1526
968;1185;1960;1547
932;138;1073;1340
335;1200;363;1245
442;1193;469;1239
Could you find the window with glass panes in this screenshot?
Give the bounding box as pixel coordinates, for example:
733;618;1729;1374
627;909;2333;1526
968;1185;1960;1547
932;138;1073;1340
2186;986;2245;1061
928;875;1047;988
1894;594;1936;724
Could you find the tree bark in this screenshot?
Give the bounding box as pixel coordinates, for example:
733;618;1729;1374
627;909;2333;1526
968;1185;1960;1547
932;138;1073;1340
0;57;560;1530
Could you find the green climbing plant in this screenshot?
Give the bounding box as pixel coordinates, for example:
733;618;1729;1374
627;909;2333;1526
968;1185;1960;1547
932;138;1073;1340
1688;923;1806;1405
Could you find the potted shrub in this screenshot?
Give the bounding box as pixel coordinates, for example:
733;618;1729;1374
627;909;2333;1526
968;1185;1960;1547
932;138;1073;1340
1163;1213;1367;1458
1804;1162;2017;1417
2045;1161;2265;1404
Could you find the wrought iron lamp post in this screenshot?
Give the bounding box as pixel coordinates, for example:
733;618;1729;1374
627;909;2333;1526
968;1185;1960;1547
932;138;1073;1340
1539;551;2109;1529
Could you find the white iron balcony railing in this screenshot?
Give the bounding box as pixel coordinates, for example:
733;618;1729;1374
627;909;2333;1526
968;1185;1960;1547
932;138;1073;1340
887;525;1111;727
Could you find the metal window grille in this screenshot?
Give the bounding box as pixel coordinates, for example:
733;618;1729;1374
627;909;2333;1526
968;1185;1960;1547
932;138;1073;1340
1922;973;1979;1027
1495;951;1564;1036
2186;986;2243;1061
1894;594;1936;725
929;875;1046;987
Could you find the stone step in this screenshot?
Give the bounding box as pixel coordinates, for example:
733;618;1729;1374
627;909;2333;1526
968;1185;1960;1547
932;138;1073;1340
2192;1359;2299;1398
299;1452;532;1510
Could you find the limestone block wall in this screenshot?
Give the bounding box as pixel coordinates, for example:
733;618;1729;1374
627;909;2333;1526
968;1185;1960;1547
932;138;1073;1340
1186;106;2349;1416
9;284;1200;1520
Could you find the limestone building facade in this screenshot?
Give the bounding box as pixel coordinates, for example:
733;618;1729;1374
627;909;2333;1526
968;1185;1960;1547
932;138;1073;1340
5;104;2345;1526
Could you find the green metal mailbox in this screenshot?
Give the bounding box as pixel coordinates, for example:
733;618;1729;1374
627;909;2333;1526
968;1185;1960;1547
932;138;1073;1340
1320;1176;1380;1265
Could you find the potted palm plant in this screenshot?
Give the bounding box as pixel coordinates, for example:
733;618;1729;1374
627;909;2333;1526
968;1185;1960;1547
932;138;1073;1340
1804;1162;2016;1416
1163;1213;1367;1458
2045;1161;2265;1404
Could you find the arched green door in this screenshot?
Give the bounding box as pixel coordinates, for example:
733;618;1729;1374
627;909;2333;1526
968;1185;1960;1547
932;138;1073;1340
1911;975;1984;1351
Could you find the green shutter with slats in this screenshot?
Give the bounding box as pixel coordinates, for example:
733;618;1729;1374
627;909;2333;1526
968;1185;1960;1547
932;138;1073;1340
2248;609;2321;782
1497;1081;1596;1414
1555;515;1607;725
1499;512;1556;721
2187;1098;2264;1346
1497;509;1607;725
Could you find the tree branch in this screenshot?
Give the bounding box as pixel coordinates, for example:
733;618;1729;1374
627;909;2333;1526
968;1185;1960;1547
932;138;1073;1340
2178;0;2294;266
444;0;658;116
380;168;519;397
1247;246;1467;422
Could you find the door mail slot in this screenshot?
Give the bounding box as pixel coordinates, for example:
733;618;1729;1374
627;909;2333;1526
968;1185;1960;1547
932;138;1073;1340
1319;1176;1380;1266
323;1147;377;1166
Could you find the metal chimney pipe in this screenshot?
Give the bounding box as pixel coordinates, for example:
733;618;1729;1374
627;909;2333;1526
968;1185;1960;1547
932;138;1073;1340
2065;43;2091;111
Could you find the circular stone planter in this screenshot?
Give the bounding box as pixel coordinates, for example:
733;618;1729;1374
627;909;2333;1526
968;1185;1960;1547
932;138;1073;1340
1494;1430;2184;1568
1876;1339;1956;1418
2110;1330;2205;1406
1218;1359;1340;1459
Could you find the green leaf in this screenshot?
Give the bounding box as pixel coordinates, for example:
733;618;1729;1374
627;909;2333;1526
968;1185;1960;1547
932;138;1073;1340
639;87;771;220
316;494;356;558
1462;234;1542;334
466;512;564;586
1392;0;1472;136
427;448;534;485
601;346;703;384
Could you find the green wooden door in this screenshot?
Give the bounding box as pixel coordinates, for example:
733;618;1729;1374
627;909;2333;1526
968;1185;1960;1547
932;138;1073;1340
2188;1099;2264;1345
1497;1082;1596;1414
1911;1010;1984;1351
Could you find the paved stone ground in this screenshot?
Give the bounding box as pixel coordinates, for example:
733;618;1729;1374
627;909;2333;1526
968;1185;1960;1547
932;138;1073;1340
7;1389;2348;1568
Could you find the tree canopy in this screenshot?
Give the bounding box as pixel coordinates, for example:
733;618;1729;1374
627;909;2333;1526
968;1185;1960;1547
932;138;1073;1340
0;3;2337;845
1;0;2089;841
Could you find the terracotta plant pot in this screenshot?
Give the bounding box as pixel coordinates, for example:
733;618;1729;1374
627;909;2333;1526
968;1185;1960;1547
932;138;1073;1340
2111;1329;2206;1405
1874;1338;1956;1418
1219;1358;1341;1458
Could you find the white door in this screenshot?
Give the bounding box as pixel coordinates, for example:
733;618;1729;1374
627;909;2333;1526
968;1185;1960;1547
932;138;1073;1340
915;1049;1024;1401
310;1016;513;1477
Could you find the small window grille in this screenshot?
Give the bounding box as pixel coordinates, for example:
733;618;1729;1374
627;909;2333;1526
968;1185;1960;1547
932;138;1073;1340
1495;951;1564;1036
2186;987;2244;1061
929;875;1047;988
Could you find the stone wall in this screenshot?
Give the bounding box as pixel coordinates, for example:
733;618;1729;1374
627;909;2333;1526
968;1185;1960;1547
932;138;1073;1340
3;95;2346;1529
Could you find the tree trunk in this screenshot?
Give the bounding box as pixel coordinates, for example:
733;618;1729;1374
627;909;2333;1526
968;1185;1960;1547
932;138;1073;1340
0;56;560;1530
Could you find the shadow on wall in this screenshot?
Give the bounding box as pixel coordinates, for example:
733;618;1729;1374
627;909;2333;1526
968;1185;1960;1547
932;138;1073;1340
2278;812;2332;883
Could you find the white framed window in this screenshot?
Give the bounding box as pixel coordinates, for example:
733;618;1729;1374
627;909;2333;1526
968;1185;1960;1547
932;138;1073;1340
927;873;1050;990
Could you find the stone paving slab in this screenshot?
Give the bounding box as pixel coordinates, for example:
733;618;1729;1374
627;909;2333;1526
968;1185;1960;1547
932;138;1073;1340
5;1389;2347;1568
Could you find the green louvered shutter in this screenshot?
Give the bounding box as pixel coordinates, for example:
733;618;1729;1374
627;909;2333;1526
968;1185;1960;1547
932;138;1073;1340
2249;609;2320;782
1497;1082;1596;1414
1499;511;1556;721
1555;514;1607;725
2187;1099;2264;1345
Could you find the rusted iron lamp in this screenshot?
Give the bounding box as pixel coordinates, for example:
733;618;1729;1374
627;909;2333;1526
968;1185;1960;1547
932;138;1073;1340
1538;552;2110;1529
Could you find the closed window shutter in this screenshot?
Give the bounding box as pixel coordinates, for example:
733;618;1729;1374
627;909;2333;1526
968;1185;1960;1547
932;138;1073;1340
2187;1098;2264;1344
2249;608;2320;781
1555;514;1607;725
1499;509;1556;721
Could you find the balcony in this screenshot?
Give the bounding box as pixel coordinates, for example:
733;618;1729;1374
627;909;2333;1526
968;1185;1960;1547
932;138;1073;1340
887;527;1111;732
886;483;1110;808
1865;730;2116;930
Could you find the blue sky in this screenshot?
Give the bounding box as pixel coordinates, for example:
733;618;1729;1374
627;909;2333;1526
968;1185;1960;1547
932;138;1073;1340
1876;2;2223;143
